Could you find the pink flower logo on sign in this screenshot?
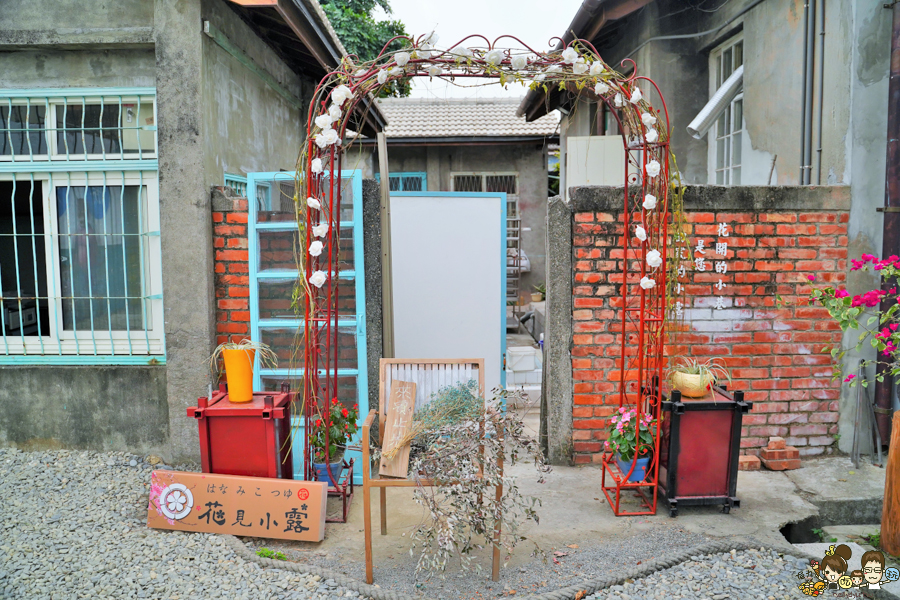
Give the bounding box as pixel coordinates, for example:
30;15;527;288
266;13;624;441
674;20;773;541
159;483;193;520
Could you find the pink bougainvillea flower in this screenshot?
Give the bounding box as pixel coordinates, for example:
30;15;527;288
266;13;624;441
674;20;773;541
891;324;899;331
807;275;816;282
835;289;849;298
844;374;855;382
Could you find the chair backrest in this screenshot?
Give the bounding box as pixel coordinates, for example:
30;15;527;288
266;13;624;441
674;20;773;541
379;358;484;443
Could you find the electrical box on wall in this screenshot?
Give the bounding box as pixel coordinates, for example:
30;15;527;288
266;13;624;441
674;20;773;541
565;136;628;199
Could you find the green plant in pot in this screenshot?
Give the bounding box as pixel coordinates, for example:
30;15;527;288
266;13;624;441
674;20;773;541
532;282;546;302
667;358;730;399
604;407;657;482
309;399;359;485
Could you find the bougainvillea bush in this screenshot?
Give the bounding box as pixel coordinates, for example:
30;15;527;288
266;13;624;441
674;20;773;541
810;253;900;387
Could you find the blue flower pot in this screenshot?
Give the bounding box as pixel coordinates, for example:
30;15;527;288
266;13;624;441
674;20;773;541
313;460;343;484
615;454;650;482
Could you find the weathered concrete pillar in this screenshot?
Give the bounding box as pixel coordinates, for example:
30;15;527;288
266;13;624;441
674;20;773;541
543;196;573;464
155;0;214;462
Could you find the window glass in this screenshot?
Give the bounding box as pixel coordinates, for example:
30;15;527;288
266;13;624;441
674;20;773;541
56;104;122;155
56;185;145;331
0;105;47;156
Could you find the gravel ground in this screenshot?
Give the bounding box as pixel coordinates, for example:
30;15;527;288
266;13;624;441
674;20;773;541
246;521;718;599
586;549;810;600
0;448;368;600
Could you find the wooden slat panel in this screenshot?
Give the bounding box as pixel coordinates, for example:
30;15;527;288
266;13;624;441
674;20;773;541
379;380;417;478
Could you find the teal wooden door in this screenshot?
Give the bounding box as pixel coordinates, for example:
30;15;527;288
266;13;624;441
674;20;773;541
246;170;368;483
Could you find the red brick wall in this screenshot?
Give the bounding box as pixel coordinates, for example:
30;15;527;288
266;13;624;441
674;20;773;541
570;196;849;464
212;187;250;347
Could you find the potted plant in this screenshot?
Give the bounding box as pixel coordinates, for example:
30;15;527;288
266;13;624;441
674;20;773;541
310;398;359;484
532;283;546;303
209;338;278;403
668;358;730;399
604;407;657;482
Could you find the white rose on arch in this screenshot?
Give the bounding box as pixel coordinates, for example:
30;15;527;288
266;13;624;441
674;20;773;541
594;81;610;95
643;194;657;210
614;93;624;107
395;51;411;67
510;54;528;70
427;65;443;77
635;225;648;241
311;158;323;174
308;240;324;257
641;112;657;127
388;66;403;77
645;160;662;178
332;84;353;106
629;88;643;104
590;61;605;76
309;270;328;288
646;249;663;269
315;128;340;148
306;197;321;211
314;114;333;129
645;129;659;143
453;47;474;59
573;59;588;74
377;69;388;84
561;46;579;64
312;223;329;238
640;276;656;290
485;49;504;65
328;104;342;120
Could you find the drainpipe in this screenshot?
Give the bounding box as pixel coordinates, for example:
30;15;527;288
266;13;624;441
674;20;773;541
875;1;900;446
815;0;826;185
799;0;816;185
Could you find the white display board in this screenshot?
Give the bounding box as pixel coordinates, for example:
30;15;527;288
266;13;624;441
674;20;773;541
389;193;505;393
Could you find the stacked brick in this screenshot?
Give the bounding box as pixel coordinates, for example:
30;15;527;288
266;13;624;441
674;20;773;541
758;436;802;471
211;186;251;347
570;187;850;465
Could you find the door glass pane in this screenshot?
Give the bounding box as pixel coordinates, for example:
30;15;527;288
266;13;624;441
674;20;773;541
733;166;741;185
258;278;356;320
56;185;145;330
0;105;47;156
716;169;724;185
256;179;296;223
258;229;300;272
734;41;743;68
259;325;357;370
722;48;733;80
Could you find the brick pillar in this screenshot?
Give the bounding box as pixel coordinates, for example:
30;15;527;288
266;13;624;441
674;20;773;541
211;186;250;350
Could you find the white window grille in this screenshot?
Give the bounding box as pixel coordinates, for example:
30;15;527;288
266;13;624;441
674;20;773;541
450;172;519;217
0;88;162;363
709;36;744;185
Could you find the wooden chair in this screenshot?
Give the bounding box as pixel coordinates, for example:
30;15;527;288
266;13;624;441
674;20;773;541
361;358;502;583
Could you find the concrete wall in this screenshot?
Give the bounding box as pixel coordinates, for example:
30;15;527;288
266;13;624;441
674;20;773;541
381;143;550;295
562;0;880;190
199;0;308;186
0;367;168;453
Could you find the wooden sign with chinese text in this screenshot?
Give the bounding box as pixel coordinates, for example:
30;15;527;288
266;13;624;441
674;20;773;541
379;380;417;478
147;470;327;541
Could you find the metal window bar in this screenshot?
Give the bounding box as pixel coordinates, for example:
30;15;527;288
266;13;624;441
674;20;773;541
224;174;248;197
374;172;425;192
0;88;162;363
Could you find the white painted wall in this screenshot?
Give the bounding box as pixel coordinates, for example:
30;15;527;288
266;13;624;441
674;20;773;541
390;194;505;394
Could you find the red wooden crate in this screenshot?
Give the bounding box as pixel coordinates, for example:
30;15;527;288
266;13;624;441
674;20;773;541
188;384;293;479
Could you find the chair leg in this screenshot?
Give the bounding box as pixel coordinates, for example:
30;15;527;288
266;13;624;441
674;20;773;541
363;481;374;584
380;487;387;535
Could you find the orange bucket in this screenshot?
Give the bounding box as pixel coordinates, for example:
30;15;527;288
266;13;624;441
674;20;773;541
222;348;255;403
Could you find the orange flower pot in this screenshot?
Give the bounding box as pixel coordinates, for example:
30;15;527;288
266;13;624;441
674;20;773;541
222;348;255;403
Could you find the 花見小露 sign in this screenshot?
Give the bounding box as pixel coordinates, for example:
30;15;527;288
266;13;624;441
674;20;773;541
147;470;327;541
